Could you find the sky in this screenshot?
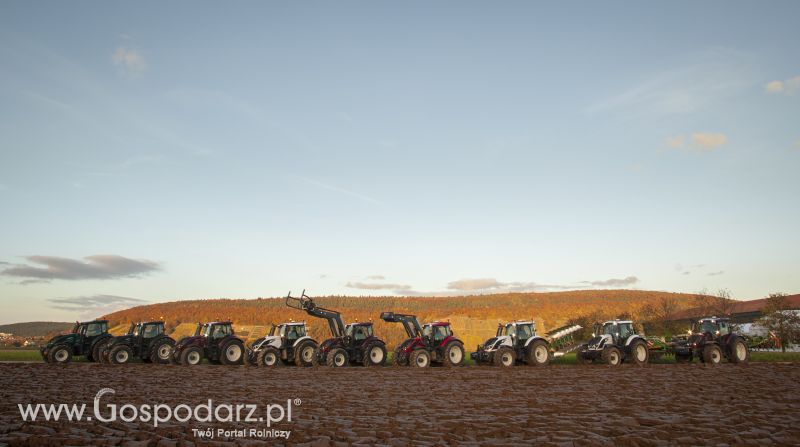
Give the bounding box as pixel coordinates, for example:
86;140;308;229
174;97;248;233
1;2;799;324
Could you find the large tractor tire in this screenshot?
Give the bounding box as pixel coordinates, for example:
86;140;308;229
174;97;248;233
729;339;750;364
49;344;72;364
493;347;516;367
702;344;722;365
294;340;317;367
92;340;109;363
109;345;133;365
363;343;387;367
392;346;408;366
527;339;550;366
602;346;622;366
257;347;282;367
629;340;649;366
409;349;431;368
442;341;465;367
326;348;349;367
150;339;175;364
181;346;203;365
220;339;245;365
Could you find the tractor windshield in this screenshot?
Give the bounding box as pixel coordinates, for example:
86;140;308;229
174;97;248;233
142;324;162;338
426;325;451;343
696;320;719;335
602;323;618;336
209;324;232;339
346;324;373;340
282;325;305;341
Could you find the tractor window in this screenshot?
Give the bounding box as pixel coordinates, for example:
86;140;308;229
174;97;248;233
619;323;633;339
352;326;366;341
132;325;141;337
699;321;717;334
286;325;302;341
602;324;617;336
142;324;161;338
423;326;432;338
432;325;449;343
719;321;730;335
210;325;230;339
85;323;104;337
517;324;533;341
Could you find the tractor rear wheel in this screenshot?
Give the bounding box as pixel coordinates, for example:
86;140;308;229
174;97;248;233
220;339;245;365
729;339;749;364
630;340;649;366
527;340;550;366
493;347;516;367
702;344;722;365
257;347;281;367
110;345;133;365
294;340;317;367
602;346;622;366
442;341;465;367
49;345;72;364
326;348;349;367
392;346;408;366
410;349;431;368
363;343;387;367
181;347;203;365
150;339;175;364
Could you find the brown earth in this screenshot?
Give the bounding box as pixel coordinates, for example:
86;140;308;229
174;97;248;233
1;362;799;446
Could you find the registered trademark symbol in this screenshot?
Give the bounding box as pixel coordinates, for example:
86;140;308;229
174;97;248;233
293;399;302;406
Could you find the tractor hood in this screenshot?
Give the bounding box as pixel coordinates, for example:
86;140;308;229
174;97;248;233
46;333;76;347
176;335;204;349
108;334;135;347
587;334;611;350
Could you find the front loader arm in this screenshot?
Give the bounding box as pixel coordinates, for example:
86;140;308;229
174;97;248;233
380;312;422;338
286;290;346;338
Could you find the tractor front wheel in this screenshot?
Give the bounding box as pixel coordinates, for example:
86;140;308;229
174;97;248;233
257;347;281;367
92;340;109;364
410;349;431;368
602;347;622;366
181;347;203;365
703;344;722;365
392;346;408;366
220;339;245;365
363;343;387;367
110;345;133;365
442;341;465;367
49;345;72;364
326;348;349;367
150;340;175;364
527;340;550;366
630;340;649;366
493;347;516;367
294;340;317;367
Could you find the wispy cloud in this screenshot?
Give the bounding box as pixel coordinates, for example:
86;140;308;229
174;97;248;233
294;176;385;207
1;255;160;283
587;48;755;118
765;76;800;95
707;271;725;276
665;133;727;152
580;276;640;287
366;275;385;280
346;282;412;291
49;295;147;318
112;47;146;77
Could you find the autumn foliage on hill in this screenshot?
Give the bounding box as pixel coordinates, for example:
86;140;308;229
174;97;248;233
102;290;698;350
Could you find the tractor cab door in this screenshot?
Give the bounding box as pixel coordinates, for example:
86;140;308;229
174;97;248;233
81;321;107;355
140;323;163;353
515;324;534;349
617;323;634;346
431;325;450;347
283;325;304;348
207;324;232;357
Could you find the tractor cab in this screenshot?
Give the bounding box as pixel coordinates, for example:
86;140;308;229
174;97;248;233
345;322;374;341
203;322;234;343
74;320;108;338
691;317;731;337
41;319;111;364
594;320;635;344
278;322;308;345
499;321;535;347
423;322;453;345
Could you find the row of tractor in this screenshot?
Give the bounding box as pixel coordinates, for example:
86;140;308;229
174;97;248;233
40;290;751;367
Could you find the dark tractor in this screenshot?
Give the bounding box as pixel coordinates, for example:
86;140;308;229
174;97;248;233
247;322;318;367
471;320;582;367
381;312;465;368
40;320;112;364
672;316;749;365
286;290;387;367
171;321;245;366
576;319;649;366
101;321;176;365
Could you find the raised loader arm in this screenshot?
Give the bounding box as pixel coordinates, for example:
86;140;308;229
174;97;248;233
286;290;346;338
380;312;423;338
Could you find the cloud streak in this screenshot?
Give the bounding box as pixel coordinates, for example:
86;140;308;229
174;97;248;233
580;276;640;287
112;47;146;77
765;76;800;95
346;281;412;291
49;295;147;317
1;255;160;282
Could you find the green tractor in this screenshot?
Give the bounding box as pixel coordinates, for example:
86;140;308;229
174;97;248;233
101;321;176;364
40;320;113;364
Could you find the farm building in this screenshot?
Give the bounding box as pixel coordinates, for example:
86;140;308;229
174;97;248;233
667;294;800;327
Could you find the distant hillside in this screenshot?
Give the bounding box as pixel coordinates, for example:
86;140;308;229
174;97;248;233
0;321;73;337
103;290;700;350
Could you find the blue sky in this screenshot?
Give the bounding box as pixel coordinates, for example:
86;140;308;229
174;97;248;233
1;2;799;323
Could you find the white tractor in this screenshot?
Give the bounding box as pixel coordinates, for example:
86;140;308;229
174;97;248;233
576;319;649;366
247;322;318;367
471;320;582;367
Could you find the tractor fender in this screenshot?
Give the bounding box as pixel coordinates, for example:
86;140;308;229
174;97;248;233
291;335;315;349
358;335;385;349
399;337;424;353
252;336;282;350
624;335;644;347
89;334;113;352
524;336;549;348
438;336;464;349
318;338;343;353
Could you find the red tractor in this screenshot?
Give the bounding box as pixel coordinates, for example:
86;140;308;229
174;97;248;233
380;312;465;367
